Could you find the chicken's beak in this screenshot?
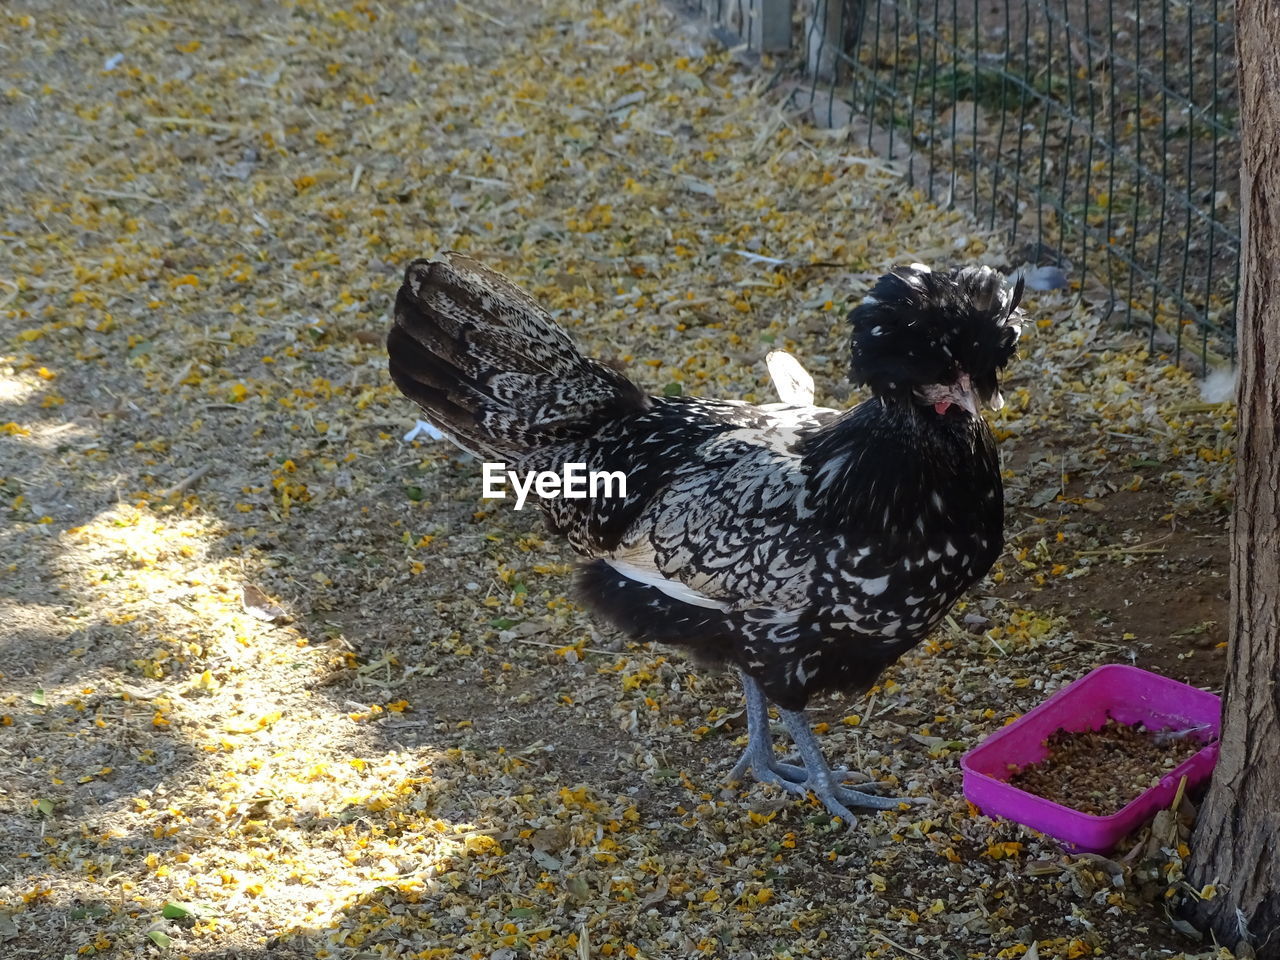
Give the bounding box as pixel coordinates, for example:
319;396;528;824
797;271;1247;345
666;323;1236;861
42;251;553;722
918;373;980;418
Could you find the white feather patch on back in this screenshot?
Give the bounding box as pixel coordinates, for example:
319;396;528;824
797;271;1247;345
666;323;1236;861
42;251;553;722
765;350;815;406
604;558;729;611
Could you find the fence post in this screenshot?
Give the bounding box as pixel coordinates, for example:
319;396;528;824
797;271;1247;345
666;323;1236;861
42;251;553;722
756;0;793;52
805;0;856;80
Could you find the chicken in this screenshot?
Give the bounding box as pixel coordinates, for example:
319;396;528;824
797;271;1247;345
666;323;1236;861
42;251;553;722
387;253;1024;822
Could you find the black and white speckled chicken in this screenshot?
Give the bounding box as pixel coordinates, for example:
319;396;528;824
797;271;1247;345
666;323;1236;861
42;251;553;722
387;253;1024;822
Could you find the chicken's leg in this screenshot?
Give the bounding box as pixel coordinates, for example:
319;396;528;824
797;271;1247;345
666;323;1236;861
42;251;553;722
726;671;809;790
779;707;913;822
727;672;886;800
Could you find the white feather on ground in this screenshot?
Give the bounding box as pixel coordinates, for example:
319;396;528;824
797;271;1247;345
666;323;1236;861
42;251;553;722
403;419;447;443
1199;366;1237;404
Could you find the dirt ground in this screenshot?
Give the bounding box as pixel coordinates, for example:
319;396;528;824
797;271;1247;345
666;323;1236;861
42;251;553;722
0;1;1237;958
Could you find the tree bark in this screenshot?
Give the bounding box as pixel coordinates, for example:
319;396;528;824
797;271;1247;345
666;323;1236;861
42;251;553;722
1185;2;1280;955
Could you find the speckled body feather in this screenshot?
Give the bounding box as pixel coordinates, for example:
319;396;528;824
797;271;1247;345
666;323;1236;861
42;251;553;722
388;254;1022;711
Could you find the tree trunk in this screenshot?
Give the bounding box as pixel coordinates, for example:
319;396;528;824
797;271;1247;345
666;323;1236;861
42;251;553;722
1185;2;1280;954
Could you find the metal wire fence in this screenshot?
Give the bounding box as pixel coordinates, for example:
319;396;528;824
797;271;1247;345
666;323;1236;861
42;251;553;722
688;0;1240;367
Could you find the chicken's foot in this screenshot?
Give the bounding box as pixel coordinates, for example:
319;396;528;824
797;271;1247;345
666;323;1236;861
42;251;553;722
727;673;895;816
779;707;918;823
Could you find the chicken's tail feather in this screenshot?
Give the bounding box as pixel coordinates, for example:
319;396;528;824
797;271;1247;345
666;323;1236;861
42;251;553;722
387;253;650;459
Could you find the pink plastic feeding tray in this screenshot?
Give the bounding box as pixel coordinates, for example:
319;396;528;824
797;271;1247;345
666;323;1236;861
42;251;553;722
961;664;1221;853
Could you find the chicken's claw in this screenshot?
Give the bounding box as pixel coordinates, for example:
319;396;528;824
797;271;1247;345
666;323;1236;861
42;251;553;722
729;672;920;824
